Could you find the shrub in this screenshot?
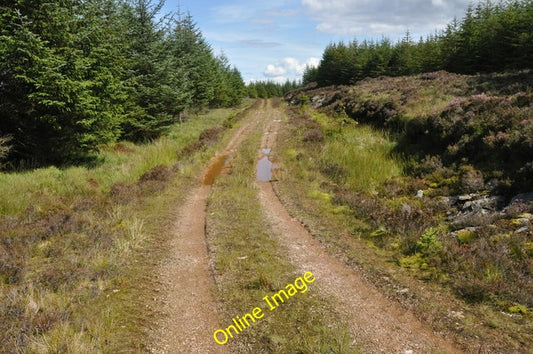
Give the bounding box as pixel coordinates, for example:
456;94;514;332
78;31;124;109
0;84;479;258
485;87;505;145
458;165;485;193
302;128;324;142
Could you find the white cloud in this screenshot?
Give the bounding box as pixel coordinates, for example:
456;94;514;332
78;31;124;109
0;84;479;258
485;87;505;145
301;0;471;37
265;64;287;77
264;57;320;79
270;76;290;84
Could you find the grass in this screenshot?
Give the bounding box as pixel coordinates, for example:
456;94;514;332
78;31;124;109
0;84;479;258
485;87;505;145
274;101;533;352
318;117;402;192
205;115;357;353
0;107;242;216
0;101;254;352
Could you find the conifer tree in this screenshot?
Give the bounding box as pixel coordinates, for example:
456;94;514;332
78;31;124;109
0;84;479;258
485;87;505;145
0;0;124;163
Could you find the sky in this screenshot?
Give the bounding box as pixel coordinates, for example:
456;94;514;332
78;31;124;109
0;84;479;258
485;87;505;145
161;0;473;84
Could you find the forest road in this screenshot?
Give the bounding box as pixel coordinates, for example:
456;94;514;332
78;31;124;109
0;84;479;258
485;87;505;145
256;102;460;353
148;99;460;353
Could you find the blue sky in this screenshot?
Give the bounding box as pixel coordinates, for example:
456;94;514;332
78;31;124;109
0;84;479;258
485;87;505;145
162;0;472;83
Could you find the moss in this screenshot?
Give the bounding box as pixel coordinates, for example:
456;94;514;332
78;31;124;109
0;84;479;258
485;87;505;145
307;190;332;203
508;305;529;315
399;254;426;270
457;229;477;244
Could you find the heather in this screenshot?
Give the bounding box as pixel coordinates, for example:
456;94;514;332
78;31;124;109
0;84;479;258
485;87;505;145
289;70;533;195
283;69;533;347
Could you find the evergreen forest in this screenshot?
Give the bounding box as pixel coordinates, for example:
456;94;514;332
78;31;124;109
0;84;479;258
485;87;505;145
0;0;247;165
304;0;533;86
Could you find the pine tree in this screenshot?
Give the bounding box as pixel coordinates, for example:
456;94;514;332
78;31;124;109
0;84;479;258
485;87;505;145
0;0;124;163
119;0;178;141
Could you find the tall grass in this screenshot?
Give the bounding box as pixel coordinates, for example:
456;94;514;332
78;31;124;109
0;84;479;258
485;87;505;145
320;123;402;192
310;111;403;192
0;108;236;216
0;104;250;352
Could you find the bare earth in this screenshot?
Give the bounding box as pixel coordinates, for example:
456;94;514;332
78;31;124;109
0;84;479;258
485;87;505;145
149;100;460;353
148;103;264;353
257;104;460;353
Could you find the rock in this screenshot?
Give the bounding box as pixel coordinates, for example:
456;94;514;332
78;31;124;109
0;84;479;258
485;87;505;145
439;196;458;207
416;190;424;198
448;196;459;205
510;193;533;206
515;226;529;234
517;218;530;226
450;209;498;228
311;94;326;108
462;195;505;212
458;194;475;201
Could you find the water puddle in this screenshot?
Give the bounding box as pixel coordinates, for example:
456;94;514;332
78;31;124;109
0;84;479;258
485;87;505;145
262;148;271;155
203;153;234;185
257;156;279;182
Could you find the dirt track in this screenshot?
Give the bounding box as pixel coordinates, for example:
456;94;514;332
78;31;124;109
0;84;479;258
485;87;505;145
149;100;459;353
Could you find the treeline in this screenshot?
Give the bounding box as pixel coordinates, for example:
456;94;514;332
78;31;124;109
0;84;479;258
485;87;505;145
247;80;300;99
304;0;533;86
0;0;246;165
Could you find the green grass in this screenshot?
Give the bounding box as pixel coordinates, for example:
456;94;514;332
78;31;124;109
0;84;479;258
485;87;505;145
0;103;252;352
0;107;238;216
205;118;357;353
320;123;402;192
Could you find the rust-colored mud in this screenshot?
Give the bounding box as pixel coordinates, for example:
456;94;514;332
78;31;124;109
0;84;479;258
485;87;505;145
203;154;230;185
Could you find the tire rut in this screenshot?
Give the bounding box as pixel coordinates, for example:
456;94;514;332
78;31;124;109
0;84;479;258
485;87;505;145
148;101;265;353
256;102;461;353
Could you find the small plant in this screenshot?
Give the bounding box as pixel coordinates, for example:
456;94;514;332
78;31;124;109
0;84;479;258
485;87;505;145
298;93;310;107
416;228;442;257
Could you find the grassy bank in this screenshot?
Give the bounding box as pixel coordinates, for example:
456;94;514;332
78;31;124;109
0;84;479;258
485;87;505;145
288;70;533;195
0;102;253;352
274;104;532;351
205;113;356;352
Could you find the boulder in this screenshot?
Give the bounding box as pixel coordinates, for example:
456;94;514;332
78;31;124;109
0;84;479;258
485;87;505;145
510;193;533;206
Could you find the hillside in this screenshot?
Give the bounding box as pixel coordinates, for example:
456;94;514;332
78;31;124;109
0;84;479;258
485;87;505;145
281;71;532;349
287;70;533;195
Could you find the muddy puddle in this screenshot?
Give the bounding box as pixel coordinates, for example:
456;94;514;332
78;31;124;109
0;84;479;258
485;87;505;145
203;153;234;185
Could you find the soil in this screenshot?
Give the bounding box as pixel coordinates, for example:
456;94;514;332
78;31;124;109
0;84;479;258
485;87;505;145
149;100;460;353
148;102;264;353
257;103;460;353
